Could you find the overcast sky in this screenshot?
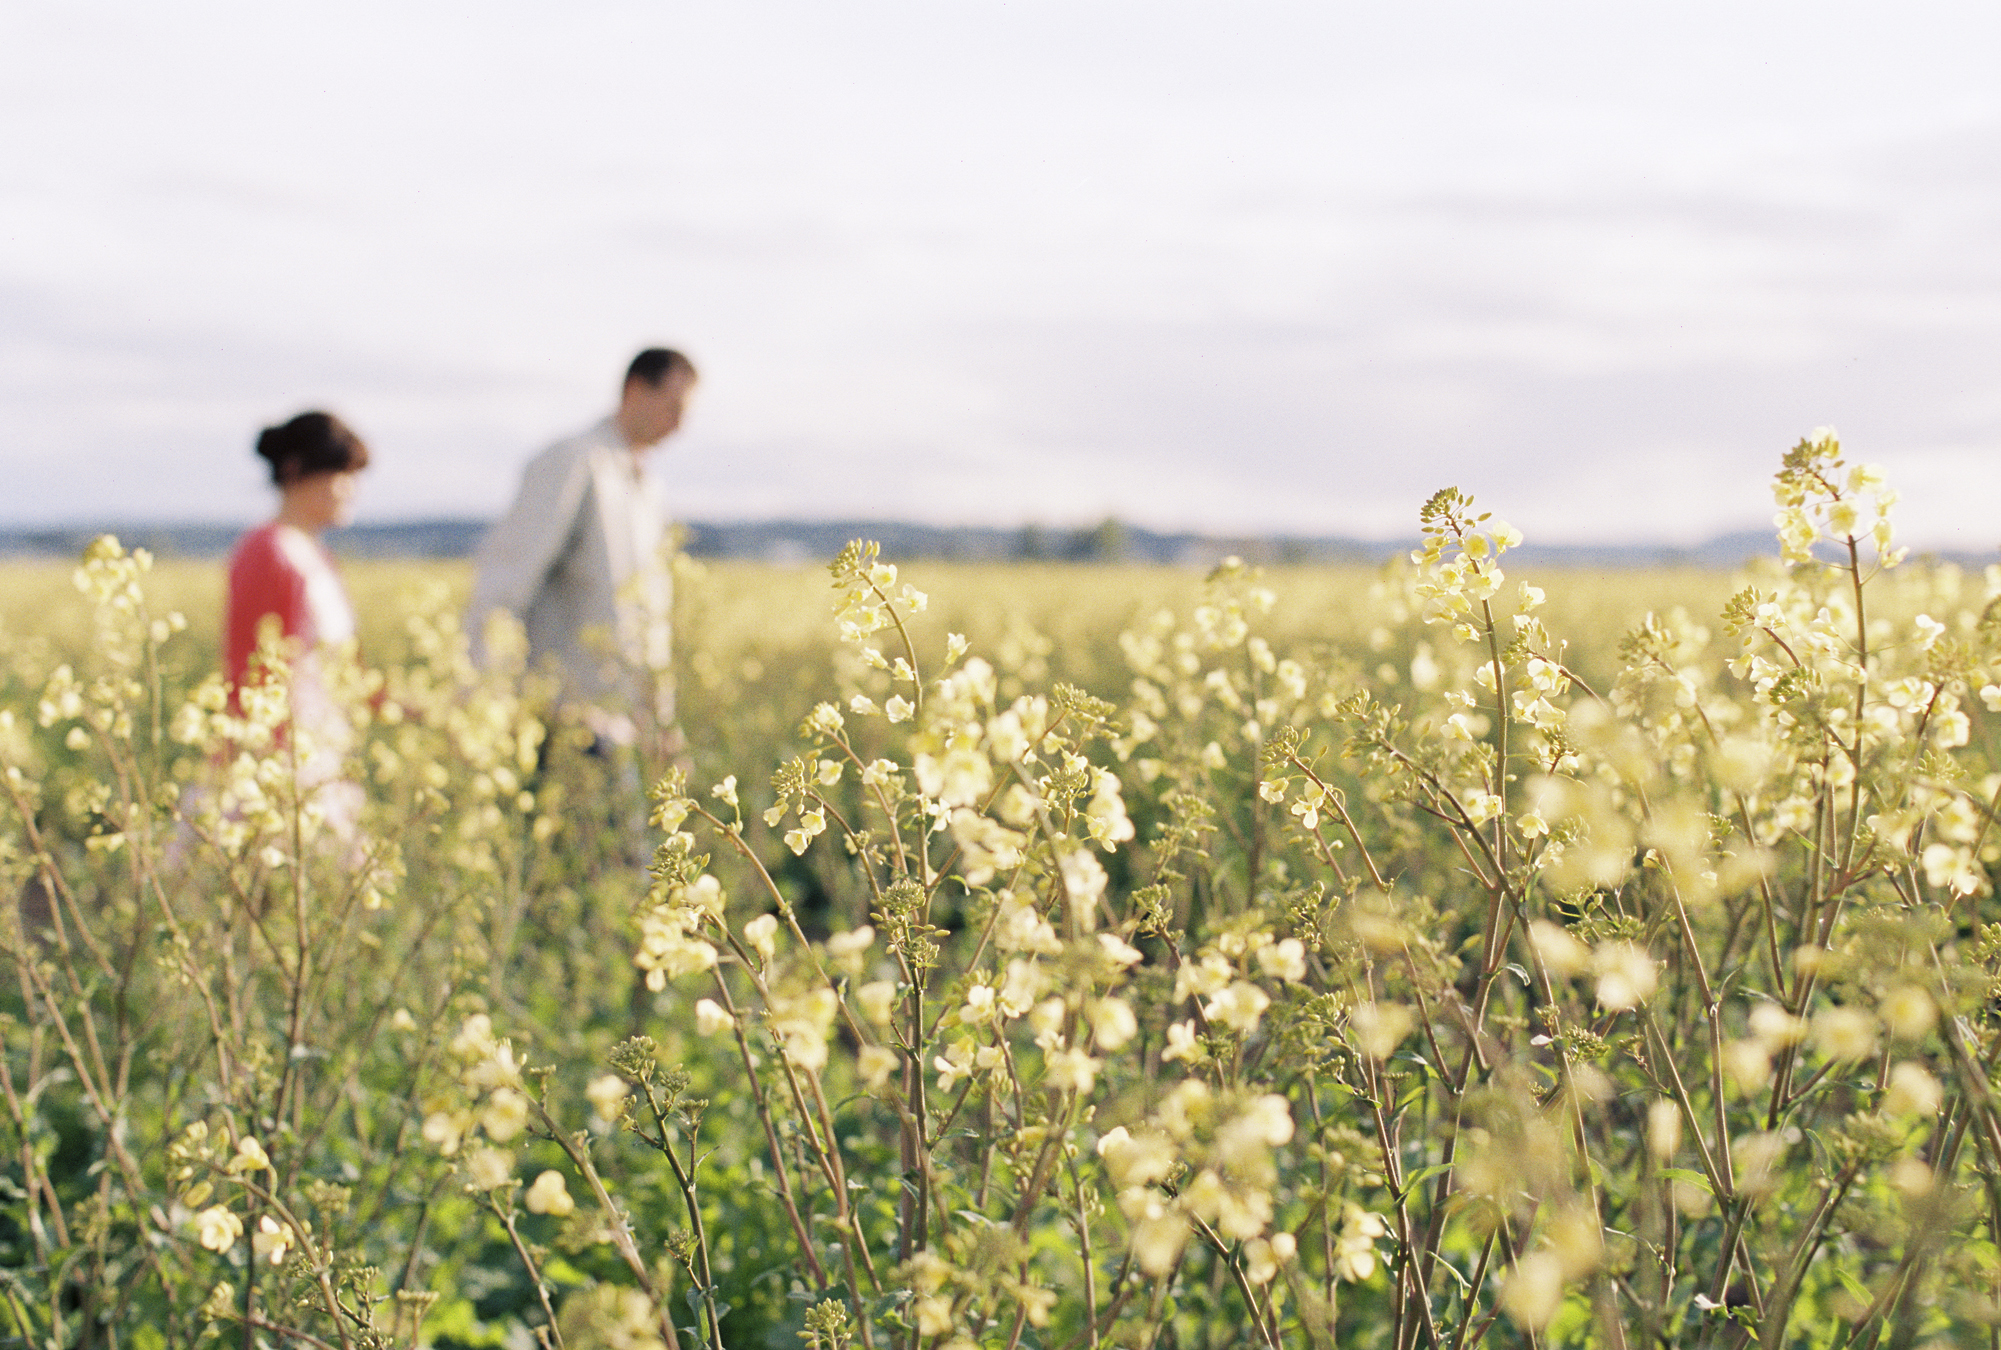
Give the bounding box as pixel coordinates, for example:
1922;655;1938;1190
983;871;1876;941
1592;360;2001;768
4;2;2000;546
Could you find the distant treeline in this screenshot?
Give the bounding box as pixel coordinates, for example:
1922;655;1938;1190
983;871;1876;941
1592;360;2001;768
0;517;1902;569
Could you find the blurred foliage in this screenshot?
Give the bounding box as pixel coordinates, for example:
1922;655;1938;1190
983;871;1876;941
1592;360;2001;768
6;444;2001;1349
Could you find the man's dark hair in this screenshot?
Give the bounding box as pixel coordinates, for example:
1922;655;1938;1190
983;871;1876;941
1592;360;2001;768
625;348;697;388
255;411;369;486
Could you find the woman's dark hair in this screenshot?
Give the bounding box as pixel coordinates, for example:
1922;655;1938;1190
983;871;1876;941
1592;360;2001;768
255;411;369;486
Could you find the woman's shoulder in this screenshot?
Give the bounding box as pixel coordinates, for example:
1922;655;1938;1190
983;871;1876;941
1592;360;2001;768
229;522;325;586
229;521;285;573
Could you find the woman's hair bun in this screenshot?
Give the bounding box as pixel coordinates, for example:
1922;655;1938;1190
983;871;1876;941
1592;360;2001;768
255;411;370;486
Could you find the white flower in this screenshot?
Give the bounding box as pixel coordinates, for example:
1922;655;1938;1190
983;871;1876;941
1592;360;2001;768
1043;1047;1101;1094
1812;1006;1878;1061
858;1043;900;1090
998;959;1047;1018
1883;1061;1942;1117
784;808;827;855
934;1042;974;1091
1501;1252;1564;1330
1465;792;1504;826
525;1170;575;1216
193;1206;243;1253
225;1135;271;1175
465;1146;515;1191
959;984;997;1024
743;913;779;964
857;980;899;1024
1528;920;1589;978
1647;1100;1682;1158
1335;1205;1388;1281
1592;941;1657;1012
1131;1211;1189;1276
1161;1020;1203;1062
252;1215;292;1266
1202;981;1271;1035
826;924;875;959
586;1074;629;1121
1744;1002;1802;1050
1059;849;1108;915
1097;932;1144;967
1087;997;1138;1050
885;695;915;723
481;1087;530;1141
1348;1002;1414;1060
1881;985;1936;1042
694;998;733;1035
1253;937;1305;982
422;1110;468;1155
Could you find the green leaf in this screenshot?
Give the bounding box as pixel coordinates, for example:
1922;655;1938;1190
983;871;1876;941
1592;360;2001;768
1401;1162;1454;1190
1657;1167;1713;1194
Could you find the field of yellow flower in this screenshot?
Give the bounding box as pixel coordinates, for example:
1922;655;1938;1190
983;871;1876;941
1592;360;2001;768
6;433;2001;1348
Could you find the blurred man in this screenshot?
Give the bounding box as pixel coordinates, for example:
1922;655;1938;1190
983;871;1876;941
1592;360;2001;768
470;348;698;751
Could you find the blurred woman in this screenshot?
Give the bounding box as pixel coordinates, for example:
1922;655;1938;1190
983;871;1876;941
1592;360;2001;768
224;411;370;839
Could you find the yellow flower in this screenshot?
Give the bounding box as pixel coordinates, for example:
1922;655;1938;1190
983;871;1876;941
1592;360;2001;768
1647;1100;1682;1159
1088;997;1138;1050
1812;1006;1879;1061
524;1170;575;1216
1880;985;1936;1042
1254;938;1306;982
743;914;779;964
586;1074;629;1121
1131;1211;1189;1276
1349;1002;1414;1061
465;1146;515;1191
193;1206;243;1253
225;1135;271;1175
252;1215;292;1266
1882;1062;1942;1118
1202;982;1271;1035
1500;1252;1564;1330
694;998;733;1036
1161;1020;1203;1062
858;1044;900;1090
1043;1047;1101;1094
1592;941;1657;1012
481;1088;529;1141
422;1110;468;1155
1528;920;1589;978
857;980;899;1024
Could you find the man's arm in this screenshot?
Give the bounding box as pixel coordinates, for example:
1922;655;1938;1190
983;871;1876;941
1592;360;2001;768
468;443;593;656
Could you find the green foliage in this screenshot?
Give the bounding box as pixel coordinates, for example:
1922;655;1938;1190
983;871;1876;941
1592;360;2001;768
7;432;2001;1347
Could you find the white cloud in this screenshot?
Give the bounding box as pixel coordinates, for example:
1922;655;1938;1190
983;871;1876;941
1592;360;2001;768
2;1;2000;546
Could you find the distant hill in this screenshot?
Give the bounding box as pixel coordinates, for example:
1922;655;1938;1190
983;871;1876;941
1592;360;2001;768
0;518;1984;569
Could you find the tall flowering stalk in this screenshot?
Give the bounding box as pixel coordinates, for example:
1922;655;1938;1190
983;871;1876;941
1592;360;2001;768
10;432;2001;1347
